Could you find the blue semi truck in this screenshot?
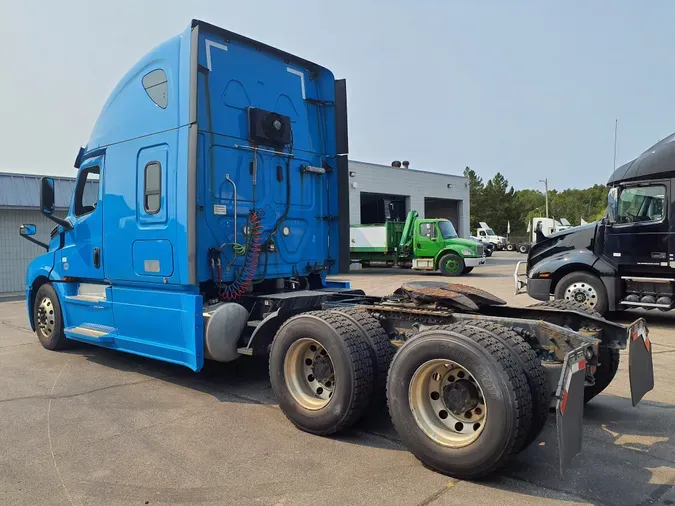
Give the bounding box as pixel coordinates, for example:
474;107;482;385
20;20;653;479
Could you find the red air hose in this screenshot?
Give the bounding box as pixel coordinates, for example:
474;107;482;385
220;210;263;300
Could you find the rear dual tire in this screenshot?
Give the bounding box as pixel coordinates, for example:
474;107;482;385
269;311;375;435
271;314;548;479
387;322;541;478
269;309;395;435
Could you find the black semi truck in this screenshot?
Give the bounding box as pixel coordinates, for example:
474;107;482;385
516;133;675;315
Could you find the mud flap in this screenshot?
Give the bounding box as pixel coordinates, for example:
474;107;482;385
628;318;654;407
556;346;587;475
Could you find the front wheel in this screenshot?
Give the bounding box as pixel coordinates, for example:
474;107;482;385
439;253;465;276
553;271;608;315
33;283;69;350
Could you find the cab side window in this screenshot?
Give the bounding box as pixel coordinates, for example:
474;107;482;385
419;222;437;239
74;166;100;217
617;185;666;224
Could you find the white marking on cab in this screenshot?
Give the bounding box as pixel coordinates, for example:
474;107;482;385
286;67;306;99
205;39;228;71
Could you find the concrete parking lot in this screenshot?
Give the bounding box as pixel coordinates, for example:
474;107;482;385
1;252;674;506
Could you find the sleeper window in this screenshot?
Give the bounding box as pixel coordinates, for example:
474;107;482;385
144;162;161;214
142;69;168;109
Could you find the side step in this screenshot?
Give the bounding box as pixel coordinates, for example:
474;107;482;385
621;276;675;283
619;300;673;309
65;323;116;344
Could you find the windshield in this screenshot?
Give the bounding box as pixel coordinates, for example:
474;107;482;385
615;185;665;224
484;228;495;235
438;220;458;239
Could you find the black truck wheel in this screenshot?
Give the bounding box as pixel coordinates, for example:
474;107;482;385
328;308;396;402
517;244;530;254
387;324;532;479
461;321;550;451
439;253;465;276
269;311;374;435
554;271;608;315
33;283;69;350
506;244;515;251
528;299;619;403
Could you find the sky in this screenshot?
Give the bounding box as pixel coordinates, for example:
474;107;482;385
1;0;675;191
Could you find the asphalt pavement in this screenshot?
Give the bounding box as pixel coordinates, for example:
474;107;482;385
1;252;674;506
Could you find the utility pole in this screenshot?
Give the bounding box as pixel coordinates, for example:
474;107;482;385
539;178;549;218
613;119;618;172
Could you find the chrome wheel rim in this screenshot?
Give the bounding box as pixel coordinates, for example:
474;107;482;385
564;282;598;309
36;297;56;338
409;359;487;447
284;338;335;410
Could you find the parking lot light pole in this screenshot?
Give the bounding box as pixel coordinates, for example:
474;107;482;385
539;178;549;218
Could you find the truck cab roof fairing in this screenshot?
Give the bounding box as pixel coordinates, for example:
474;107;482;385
86;26;193;151
608;132;675;185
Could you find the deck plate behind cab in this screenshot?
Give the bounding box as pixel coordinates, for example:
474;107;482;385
393;281;506;312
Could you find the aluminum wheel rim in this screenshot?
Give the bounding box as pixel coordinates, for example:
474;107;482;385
36;296;56;338
564;282;598;308
409;359;487;447
284;338;335;410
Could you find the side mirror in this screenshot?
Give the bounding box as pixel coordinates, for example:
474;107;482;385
20;224;36;236
39;177;73;230
19;223;47;249
40;177;55;216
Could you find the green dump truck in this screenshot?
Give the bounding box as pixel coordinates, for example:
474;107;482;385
350;211;486;275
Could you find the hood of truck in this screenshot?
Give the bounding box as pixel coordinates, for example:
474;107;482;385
449;238;482;251
527;222;598;270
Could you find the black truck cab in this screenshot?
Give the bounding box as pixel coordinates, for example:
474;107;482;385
516;133;675;315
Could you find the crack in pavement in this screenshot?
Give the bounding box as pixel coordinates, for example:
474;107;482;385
416;481;457;506
0;376;172;404
0;341;38;350
0;319;33;333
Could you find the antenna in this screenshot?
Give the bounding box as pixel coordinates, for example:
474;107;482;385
613;119;618;172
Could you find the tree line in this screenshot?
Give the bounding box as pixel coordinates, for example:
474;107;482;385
464;167;608;240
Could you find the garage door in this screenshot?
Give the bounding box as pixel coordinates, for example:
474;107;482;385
0;210;57;293
424;198;460;229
